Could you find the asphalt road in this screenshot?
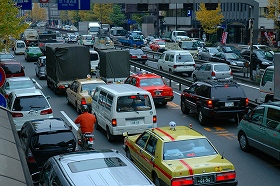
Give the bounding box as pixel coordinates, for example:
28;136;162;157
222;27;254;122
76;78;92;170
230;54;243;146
13;51;280;186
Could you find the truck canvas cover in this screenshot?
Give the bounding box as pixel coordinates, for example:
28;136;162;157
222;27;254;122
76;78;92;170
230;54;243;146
46;44;90;82
98;49;130;79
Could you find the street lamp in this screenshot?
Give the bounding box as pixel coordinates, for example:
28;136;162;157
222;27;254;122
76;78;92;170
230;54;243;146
249;17;254;80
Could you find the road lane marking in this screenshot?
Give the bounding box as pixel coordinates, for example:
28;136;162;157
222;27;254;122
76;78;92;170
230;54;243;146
60;111;79;131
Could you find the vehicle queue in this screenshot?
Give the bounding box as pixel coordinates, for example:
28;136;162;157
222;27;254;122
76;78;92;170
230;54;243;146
1;31;280;186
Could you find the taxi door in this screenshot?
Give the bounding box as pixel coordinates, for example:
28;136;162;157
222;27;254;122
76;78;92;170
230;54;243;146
67;81;79;105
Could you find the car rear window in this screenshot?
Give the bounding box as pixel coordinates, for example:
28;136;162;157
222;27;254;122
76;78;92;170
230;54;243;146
12;95;50;111
163;138;218;160
90;53;98;61
117;95;152;112
176;54;193;62
140;78;164;86
214;65;230;71
68;157;127;173
31;131;75;149
211;86;245;99
1;64;22;74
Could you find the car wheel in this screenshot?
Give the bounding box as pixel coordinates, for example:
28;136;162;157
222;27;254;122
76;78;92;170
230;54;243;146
66;95;71;105
198;108;207;125
106;126;114;142
76;103;81;114
238;132;250;152
95;118;101;130
159;66;163;71
161;102;167;105
153;174;161;186
193;74;198;82
125;148;132;160
169;69;174;74
181;101;190;114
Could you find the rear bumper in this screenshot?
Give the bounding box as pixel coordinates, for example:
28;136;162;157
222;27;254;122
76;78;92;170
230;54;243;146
153;96;174;103
203;107;247;119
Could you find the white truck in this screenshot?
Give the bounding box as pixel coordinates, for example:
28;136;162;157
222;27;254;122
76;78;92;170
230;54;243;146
169;30;189;42
259;53;279;103
78;22;101;36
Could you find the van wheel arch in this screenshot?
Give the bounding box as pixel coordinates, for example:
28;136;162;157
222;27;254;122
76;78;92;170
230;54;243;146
106;125;114;142
95;117;101;130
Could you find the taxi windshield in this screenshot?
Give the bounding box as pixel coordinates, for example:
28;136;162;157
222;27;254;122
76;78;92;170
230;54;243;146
163;138;218;160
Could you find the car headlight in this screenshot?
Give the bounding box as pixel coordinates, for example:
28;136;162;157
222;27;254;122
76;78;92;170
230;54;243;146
229;60;237;65
261;61;270;65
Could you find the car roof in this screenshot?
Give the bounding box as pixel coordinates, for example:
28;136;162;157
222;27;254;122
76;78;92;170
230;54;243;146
148;126;205;142
163;50;191;54
30;118;69;132
0;60;21;64
76;78;105;84
6;77;32;82
97;84;152;96
130;73;161;79
203;62;229;66
12;89;44;97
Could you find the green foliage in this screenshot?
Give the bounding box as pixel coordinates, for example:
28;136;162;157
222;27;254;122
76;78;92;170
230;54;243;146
109;4;126;26
92;4;113;24
266;0;280;30
0;0;28;51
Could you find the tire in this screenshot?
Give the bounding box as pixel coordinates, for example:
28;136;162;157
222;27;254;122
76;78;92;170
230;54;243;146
153;174;161;186
66;95;71;105
193;74;198;82
180;101;190;114
238;132;250;152
125;148;132;160
106;126;114;142
161;102;167;105
76;103;81;114
169;69;174;75
198;108;207;125
95;118;101;130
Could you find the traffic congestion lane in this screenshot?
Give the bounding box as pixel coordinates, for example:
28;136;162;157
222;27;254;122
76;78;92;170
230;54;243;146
15;53;280;186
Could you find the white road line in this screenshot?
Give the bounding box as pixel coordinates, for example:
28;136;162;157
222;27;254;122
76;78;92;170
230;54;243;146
60;111;79;131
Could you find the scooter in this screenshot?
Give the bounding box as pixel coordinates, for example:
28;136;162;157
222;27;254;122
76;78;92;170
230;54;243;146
79;133;95;150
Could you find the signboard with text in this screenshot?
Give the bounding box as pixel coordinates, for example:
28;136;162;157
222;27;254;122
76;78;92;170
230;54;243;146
58;0;90;10
15;0;32;10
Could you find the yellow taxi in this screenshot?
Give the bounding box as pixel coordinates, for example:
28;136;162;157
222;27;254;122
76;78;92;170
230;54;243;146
123;122;237;186
66;76;106;113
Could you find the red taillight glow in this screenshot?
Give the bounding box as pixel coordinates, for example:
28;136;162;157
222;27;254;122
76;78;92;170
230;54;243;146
153;115;157;123
81;97;86;105
58;85;65;89
207;100;213;108
39;43;44;47
12;112;23;117
27;151;35;163
171;177;194;186
40;108;53;115
131;55;137;58
245;98;249;106
230;71;233;75
142;55;147;58
112;119;117;126
173;65;177;68
216;171;236;181
5;94;8;98
211;71;216;76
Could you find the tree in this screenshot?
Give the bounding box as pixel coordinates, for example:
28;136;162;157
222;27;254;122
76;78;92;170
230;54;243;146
60;11;69;25
31;3;47;22
92;4;113;24
109;4;126;26
195;3;224;39
266;0;280;32
132;14;144;30
68;11;81;26
0;0;29;51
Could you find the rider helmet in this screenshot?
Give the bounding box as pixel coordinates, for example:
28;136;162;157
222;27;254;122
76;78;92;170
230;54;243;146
81;105;88;113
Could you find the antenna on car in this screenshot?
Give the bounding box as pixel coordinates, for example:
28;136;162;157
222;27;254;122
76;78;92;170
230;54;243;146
221;152;224;159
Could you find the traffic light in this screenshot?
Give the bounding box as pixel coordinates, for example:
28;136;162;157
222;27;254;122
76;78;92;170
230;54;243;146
205;3;218;10
158;3;169;11
137;3;148;11
183;3;193;10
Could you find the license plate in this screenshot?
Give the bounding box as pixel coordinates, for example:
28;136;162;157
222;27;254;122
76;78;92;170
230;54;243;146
131;120;139;124
195;175;213;184
225;102;234;107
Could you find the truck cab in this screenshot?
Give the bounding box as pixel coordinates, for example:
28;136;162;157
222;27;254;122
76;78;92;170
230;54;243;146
170;31;189;42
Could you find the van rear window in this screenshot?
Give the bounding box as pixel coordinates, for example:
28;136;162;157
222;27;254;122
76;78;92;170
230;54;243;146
176;55;193;62
117;95;152;112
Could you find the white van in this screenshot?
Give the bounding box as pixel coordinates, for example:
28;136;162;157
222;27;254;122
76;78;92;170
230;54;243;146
92;84;157;141
14;40;26;55
259;65;274;103
157;50;195;76
89;49;99;74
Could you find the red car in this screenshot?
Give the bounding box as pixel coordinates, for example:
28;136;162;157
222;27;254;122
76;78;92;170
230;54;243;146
149;40;166;52
0;60;25;78
124;72;174;105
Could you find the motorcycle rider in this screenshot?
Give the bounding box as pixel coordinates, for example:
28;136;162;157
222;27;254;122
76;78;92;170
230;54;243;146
74;105;96;141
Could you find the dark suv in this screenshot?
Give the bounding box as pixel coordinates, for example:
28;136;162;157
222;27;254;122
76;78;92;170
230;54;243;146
19;118;77;174
180;80;249;125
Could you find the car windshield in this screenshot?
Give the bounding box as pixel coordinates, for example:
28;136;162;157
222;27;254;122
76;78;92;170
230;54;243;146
163;138;218;160
81;83;105;92
29;48;41;53
12;95;50;111
157;41;165;45
180;42;198;50
175;32;187;36
209;48;219;53
140;78;164;86
84;35;92;40
224;53;240;60
258;45;271;51
5;80;35;90
176;54;193;62
117;95;152;112
112;29;126;36
214;65;230;71
31;131;75;149
17;43;25;48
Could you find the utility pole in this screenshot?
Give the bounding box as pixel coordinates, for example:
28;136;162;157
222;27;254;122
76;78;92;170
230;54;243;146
249;18;254;79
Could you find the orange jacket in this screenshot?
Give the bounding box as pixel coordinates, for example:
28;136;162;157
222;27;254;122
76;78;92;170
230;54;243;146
74;112;96;133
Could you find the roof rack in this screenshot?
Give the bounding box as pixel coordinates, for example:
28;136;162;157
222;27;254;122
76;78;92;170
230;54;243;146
204;79;237;86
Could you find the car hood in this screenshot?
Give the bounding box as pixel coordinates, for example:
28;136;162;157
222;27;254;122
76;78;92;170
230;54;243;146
163;155;235;176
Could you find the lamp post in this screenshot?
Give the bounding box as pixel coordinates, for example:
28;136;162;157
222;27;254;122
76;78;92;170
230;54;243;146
175;3;177;31
249;17;254;80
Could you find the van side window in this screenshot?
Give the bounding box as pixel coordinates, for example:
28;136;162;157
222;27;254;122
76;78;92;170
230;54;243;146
164;54;169;61
266;108;280;129
261;69;273;86
159;54;165;60
98;91;107;106
169;54;174;62
105;94;113;111
92;87;100;101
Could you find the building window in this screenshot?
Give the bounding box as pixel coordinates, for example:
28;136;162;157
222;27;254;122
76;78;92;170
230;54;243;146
259;7;268;18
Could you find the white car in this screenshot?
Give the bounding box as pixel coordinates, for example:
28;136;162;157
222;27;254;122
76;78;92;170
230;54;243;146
7;89;53;131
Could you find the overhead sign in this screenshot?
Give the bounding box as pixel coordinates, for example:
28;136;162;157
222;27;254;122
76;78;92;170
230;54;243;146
0;67;6;88
0;94;7;108
58;0;90;10
15;0;32;10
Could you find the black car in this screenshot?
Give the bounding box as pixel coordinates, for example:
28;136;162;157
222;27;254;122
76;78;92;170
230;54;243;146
217;45;241;56
19;118;77;174
209;51;249;67
240;49;274;69
180;80;249;125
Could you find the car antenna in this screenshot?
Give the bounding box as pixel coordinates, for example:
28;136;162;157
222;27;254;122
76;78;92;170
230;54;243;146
221;152;224;159
49;122;52;130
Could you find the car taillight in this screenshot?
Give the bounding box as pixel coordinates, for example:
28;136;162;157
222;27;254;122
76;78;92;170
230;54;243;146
12;112;23;117
40;108;53;115
142;55;147;58
131;55;137;58
112;119;117;126
207;100;213;108
169;90;174;96
153;115;157;123
216;171;236;182
245;98;249;106
173;65;177;68
172;177;194;186
5;94;8;98
27;150;36;163
81;97;86;105
211;71;215;76
58;85;65;89
39;43;44;47
230;71;233;76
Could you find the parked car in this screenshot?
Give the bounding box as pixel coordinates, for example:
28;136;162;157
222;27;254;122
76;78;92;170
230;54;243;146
192;62;233;82
34;56;46;79
19;118;77;174
209;51;249;67
149;39;166;52
0;77;36;99
0;60;25;78
237;101;280;161
24;46;43;62
129;48;148;64
6;89;53;131
124;72;174;105
240;49;274;69
32;149;155;185
123;125;238;186
197;47;219;60
66;77;106;113
180;80;249;125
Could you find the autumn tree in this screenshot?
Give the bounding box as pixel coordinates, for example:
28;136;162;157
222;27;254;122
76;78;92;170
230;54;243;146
92;4;113;24
196;3;224;41
109;4;126;26
0;0;29;51
266;0;280;31
31;3;47;22
60;11;69;25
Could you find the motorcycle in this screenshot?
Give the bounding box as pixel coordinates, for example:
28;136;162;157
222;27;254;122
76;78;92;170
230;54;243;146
78;132;95;150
